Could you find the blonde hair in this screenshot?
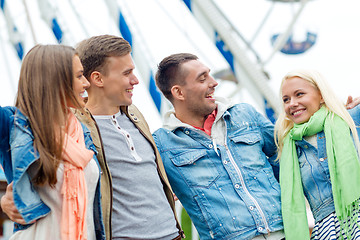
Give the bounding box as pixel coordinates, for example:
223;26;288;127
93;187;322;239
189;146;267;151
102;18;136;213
274;69;360;158
15;44;80;186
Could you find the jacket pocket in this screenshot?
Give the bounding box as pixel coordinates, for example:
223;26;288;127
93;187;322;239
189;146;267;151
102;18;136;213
230;131;261;145
170;149;220;188
228;131;266;170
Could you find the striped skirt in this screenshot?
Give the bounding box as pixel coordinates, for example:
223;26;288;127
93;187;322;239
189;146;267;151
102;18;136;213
311;206;360;240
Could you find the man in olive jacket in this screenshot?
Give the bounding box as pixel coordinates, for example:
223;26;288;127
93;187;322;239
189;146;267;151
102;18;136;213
75;35;184;240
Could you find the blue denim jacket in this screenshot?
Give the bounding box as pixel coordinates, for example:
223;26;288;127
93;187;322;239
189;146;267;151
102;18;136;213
0;107;105;240
153;103;283;240
0;106;16;178
296;105;360;223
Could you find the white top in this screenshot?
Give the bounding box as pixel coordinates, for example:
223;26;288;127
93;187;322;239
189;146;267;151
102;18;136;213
10;159;99;240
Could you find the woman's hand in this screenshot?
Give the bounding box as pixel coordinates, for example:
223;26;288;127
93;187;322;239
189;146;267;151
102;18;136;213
1;182;27;224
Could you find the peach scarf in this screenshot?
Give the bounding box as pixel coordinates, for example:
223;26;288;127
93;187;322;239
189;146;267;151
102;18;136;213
61;112;94;240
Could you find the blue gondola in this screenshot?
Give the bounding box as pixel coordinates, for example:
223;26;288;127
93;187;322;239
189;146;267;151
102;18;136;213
271;31;317;55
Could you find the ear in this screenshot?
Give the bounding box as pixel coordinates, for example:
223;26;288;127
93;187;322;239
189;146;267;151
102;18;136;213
320;95;325;104
89;71;104;87
171;85;185;101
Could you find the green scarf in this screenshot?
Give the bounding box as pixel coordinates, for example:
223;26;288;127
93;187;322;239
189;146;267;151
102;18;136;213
280;106;360;239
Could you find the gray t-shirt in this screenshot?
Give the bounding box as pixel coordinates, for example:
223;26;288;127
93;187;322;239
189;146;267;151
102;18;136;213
94;111;178;240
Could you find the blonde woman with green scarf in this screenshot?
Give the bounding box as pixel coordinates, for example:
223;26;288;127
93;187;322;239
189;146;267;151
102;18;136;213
274;69;360;239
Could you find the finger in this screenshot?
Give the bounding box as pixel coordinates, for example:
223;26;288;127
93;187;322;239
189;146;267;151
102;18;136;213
346;95;353;105
6;182;13;191
346;96;354;109
8;211;26;224
13;218;27;225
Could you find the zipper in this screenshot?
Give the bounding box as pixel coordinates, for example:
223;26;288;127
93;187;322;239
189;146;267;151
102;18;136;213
222;119;270;233
224;144;270;233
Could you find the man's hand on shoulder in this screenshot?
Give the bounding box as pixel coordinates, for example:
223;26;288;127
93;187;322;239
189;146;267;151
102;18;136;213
346;96;360;110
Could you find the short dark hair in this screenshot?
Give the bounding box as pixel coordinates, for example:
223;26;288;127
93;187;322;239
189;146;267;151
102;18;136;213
155;53;198;101
76;35;131;79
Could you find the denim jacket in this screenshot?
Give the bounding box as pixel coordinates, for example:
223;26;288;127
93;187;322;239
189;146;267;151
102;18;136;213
0;106;16;178
153;99;283;240
296;104;360;223
0;107;105;240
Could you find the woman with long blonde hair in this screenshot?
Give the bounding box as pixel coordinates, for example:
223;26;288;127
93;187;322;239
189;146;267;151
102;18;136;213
275;69;360;239
0;44;105;240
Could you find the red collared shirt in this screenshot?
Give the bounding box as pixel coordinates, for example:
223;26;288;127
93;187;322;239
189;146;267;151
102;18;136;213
193;109;217;136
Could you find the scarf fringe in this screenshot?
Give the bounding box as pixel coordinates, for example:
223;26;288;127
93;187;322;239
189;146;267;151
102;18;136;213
338;199;360;240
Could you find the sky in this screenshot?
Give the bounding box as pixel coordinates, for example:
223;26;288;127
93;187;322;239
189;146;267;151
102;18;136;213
1;0;359;131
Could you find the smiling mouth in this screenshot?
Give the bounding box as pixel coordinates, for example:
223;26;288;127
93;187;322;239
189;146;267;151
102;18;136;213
206;93;214;99
126;89;133;93
80;91;87;98
291;109;305;116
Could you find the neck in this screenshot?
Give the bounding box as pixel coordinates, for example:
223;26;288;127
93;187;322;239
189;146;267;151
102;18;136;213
175;111;206;129
86;94;120;116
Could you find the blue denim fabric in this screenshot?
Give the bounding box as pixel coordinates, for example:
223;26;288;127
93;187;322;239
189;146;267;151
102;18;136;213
0;106;16;181
0;108;105;240
153;103;283;240
296;105;360;223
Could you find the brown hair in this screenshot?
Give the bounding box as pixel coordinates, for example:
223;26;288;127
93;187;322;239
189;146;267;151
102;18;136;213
15;44;79;186
76;35;131;79
155;53;198;101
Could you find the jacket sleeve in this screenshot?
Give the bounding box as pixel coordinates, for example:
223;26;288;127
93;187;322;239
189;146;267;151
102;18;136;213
0;106;16;183
250;105;280;180
349;104;360;139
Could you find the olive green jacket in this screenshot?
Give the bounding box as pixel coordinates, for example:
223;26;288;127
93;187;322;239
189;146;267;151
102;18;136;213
74;105;184;240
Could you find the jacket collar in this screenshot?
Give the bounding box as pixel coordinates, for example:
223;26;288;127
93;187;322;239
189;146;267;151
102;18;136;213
162;96;234;131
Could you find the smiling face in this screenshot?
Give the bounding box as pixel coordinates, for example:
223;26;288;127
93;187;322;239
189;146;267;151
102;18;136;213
70;55;90;108
282;76;324;124
178;60;218;118
102;54;139;107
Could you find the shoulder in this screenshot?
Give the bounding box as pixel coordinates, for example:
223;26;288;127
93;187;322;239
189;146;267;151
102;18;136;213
0;106;16;129
123;104;154;137
152;128;169;144
125;104;143;116
153;127;168;136
122;104;147;122
227;103;260;119
231;102;257;111
348;104;360;124
0;106;16;115
80;121;91;135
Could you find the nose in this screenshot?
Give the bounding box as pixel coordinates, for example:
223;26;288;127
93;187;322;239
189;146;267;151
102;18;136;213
209;75;218;88
130;74;139;86
288;98;298;108
82;76;90;89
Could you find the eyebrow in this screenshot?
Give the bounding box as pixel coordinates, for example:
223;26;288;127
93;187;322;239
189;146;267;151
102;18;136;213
196;68;210;79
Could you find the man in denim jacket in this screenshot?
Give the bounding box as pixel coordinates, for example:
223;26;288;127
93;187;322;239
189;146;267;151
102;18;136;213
152;53;284;240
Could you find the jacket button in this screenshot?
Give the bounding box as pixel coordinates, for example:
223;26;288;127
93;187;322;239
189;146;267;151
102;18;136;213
133;117;138;120
319;158;324;161
258;227;263;231
234;184;240;189
185;131;189;134
208;144;213;148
